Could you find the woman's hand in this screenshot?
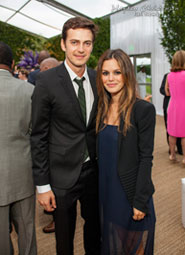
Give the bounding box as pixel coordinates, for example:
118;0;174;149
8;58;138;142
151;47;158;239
133;207;146;221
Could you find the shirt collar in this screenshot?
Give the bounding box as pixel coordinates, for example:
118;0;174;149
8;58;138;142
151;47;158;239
0;69;10;73
64;60;88;81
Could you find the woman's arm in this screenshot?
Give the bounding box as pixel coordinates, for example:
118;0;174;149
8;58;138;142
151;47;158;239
165;75;170;96
133;101;156;214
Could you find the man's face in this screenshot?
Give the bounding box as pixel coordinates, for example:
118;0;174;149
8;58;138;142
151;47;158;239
61;28;93;72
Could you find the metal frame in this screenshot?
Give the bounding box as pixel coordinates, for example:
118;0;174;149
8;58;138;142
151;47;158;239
118;0;146;5
36;0;90;18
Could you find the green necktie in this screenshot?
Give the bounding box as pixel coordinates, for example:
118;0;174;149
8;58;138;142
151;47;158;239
74;77;86;123
74;77;89;161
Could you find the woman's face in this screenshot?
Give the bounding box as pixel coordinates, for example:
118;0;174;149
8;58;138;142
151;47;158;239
101;58;124;98
18;71;26;80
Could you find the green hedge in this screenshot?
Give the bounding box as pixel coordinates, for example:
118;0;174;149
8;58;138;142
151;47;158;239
0;21;45;64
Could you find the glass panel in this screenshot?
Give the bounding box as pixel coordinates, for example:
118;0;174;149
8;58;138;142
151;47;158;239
9;13;61;38
22;1;72;30
0;6;14;21
55;0;126;18
0;0;27;10
132;54;152;99
0;0;145;38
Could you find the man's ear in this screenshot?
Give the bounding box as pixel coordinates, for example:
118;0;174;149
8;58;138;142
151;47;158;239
61;39;66;52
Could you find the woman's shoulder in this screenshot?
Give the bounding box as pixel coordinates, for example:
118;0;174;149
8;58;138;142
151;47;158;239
134;98;155;110
133;99;156;120
178;70;185;77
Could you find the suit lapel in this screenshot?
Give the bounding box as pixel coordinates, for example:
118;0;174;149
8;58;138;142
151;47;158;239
87;68;98;126
56;64;98;127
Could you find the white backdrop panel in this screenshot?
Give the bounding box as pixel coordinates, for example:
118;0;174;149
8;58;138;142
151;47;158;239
110;0;170;115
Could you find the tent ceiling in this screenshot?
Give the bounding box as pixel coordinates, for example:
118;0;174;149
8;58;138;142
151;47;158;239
0;0;144;38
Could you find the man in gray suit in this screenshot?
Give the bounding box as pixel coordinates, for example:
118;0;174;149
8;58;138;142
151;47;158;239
0;42;37;255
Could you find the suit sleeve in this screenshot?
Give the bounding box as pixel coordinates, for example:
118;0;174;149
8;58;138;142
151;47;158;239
31;73;51;185
28;69;39;85
133;101;156;213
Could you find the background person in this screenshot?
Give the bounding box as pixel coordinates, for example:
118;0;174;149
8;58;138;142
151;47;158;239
160;73;182;155
96;49;156;254
18;68;29;81
137;65;147;99
0;42;37;255
31;17;101;254
28;50;50;85
40;57;60;72
165;50;185;164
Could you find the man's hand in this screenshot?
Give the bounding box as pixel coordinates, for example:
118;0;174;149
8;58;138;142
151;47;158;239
133;207;146;221
37;190;56;212
144;94;152;102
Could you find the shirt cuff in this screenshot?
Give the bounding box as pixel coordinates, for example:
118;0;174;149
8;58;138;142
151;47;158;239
36;184;51;193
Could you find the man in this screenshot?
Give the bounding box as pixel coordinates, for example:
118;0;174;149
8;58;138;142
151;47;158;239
31;17;101;255
0;42;37;254
137;65;147;99
40;57;60;72
28;50;50;85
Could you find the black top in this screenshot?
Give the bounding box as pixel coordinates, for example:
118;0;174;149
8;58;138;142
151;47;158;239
159;73;170;110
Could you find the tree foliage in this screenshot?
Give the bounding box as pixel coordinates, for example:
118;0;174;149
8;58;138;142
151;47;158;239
44;35;65;61
0;21;45;64
91;17;110;67
159;0;185;63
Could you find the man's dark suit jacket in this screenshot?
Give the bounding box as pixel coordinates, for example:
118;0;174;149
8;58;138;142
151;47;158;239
97;99;155;214
28;69;40;85
31;63;98;189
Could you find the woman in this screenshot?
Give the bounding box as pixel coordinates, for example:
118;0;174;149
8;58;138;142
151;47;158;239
165;50;185;164
96;49;156;255
18;68;29;81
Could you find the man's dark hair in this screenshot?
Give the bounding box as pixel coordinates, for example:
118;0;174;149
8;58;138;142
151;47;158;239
0;42;13;68
62;16;98;43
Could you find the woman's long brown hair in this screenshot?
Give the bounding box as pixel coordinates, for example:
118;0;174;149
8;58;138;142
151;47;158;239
96;49;137;135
